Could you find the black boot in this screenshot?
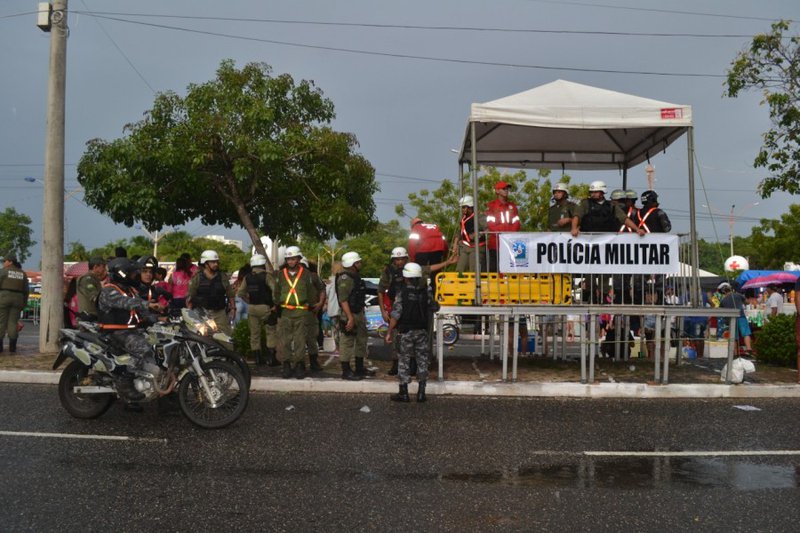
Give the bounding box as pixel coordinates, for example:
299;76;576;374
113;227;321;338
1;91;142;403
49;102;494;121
9;338;16;353
309;353;322;373
388;360;399;376
341;362;363;381
115;375;145;402
266;348;281;367
282;361;293;379
416;381;427;403
391;383;410;403
354;357;376;378
409;357;417;377
253;350;265;366
294;362;306;379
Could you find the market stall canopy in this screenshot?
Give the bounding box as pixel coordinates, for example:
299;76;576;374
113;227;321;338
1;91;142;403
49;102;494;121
459;79;693;170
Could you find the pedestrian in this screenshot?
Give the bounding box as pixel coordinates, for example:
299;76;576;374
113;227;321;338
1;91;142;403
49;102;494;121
325;261;344;355
486;180;521;272
407;218;448;266
336;251;373;380
187;250;234;336
385;262;438;402
0;256;29;353
168;253;196;310
237;254;277;367
233;263;250;325
456;195;487;273
63;277;79;328
766;284;784;317
76;256;107;319
718;282;752;353
274;246;319;379
300;256;327;373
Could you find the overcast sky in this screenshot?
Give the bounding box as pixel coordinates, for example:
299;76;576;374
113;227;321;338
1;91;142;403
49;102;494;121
1;0;798;268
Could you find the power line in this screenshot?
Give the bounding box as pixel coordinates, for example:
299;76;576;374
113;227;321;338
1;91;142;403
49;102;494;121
70;11;761;38
0;11;36;20
82;14;727;79
525;0;795;22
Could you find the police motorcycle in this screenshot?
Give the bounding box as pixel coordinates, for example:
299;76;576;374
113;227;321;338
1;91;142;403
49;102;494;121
54;259;249;429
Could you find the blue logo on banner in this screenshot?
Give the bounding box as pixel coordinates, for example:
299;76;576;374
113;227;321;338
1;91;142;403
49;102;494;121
511;240;528;267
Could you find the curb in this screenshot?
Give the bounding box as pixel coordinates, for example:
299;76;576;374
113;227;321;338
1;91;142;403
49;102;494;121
2;370;800;398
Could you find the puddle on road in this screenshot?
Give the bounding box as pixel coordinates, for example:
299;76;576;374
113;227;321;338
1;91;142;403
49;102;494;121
439;458;799;490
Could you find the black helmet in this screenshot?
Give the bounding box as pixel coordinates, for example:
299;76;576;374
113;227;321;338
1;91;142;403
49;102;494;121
107;258;139;285
641;190;659;205
137;255;158;270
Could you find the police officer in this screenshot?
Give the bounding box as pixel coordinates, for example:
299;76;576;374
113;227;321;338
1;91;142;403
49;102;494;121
0;256;29;354
620;190;639;232
337;251;372;380
456;195;487;273
379;247;410;377
237;254;275;366
96;258;162;401
274;246;317;379
636;190;672;233
548;182;575;232
187;250;234;336
300;256;327;373
385;262;438;403
136;256;170;311
76;256;107;319
571;181;644;236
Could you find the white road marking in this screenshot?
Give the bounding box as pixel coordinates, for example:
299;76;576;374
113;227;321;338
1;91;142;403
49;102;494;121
584;450;800;457
0;430;167;444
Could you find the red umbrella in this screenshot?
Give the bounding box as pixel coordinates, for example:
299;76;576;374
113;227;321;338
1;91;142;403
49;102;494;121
741;271;799;289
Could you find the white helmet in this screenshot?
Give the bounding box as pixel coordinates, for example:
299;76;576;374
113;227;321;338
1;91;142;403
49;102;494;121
459;195;474;207
200;250;219;264
300;256;309;268
391;247;408;259
553;182;569;193
402;262;423;278
341;251;362;268
250;254;267;267
284;246;302;258
589;180;607;193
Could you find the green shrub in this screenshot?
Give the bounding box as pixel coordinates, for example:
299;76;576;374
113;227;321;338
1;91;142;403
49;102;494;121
232;320;251;356
754;312;797;366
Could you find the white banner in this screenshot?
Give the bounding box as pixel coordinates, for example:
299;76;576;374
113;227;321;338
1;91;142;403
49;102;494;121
498;232;680;274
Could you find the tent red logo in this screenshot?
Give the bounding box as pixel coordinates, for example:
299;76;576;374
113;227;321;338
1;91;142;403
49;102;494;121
660;108;683;119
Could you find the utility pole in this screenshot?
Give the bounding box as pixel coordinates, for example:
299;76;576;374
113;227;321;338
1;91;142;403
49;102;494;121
39;0;68;353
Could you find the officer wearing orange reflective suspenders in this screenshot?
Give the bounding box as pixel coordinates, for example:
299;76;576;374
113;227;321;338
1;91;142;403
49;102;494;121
274;246;317;379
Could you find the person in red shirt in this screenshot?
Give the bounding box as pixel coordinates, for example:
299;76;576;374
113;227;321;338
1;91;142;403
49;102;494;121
485;181;521;272
407;218;448;266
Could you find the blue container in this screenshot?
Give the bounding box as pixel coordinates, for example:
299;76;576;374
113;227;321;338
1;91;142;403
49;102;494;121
517;337;536;353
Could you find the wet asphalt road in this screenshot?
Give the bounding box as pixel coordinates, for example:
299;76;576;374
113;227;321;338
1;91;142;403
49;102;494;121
1;384;799;532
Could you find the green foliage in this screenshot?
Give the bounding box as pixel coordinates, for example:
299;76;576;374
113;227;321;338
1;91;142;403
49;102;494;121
725;20;800;197
742;205;800;269
0;207;36;264
753;312;797;366
77;59;378;263
232;319;253;357
337;220;409;278
696;238;725;275
395;166;586;242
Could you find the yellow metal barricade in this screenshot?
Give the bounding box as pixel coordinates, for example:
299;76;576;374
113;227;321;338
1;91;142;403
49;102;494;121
435;272;572;306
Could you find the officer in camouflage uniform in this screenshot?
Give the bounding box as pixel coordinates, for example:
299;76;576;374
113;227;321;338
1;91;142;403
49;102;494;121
385;262;437;402
187;249;234;336
274;246;316;379
76;256;107;319
237;254;276;366
336;251;372;381
300;256;326;373
0;256;29;354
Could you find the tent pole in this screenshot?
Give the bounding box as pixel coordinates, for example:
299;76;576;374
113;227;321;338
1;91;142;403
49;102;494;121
622;166;628;190
471;121;482;305
687;127;701;305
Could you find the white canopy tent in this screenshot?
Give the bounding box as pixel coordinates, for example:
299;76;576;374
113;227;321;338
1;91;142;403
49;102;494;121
457;79;700;302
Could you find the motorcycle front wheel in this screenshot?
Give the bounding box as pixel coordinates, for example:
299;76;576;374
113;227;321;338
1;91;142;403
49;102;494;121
178;360;249;429
442;324;459;346
58;360;115;419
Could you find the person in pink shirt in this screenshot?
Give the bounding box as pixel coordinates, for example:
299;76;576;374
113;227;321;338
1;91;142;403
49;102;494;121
169;253;197;310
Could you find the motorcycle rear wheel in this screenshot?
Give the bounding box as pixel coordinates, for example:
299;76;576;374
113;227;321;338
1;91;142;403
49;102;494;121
58;360;115;419
178;360;248;429
442;324;459;345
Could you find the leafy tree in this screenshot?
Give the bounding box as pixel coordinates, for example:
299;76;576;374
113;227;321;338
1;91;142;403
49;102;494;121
395;166;587;245
743;204;800;269
77;60;378;270
65;241;90;262
0;207;36;264
696;238;726;275
337;220;409;278
725;20;800;197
